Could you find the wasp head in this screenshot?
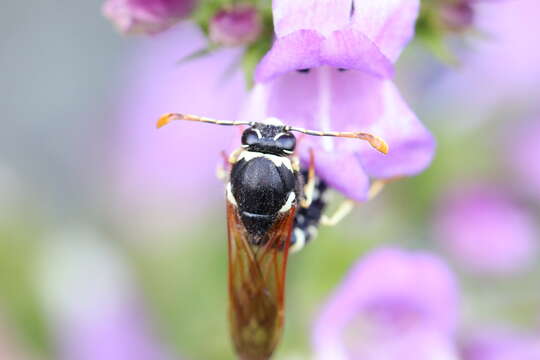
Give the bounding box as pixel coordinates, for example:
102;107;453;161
241;118;296;156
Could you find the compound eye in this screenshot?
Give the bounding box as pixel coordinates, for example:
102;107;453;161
277;133;296;152
241;129;260;146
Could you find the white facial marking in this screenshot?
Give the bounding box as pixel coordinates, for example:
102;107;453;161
226;182;237;206
261;117;284;126
253;128;263;139
279;192;296;213
290;228;305;253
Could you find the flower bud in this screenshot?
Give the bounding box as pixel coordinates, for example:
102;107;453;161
209;4;262;47
102;0;196;35
439;0;475;33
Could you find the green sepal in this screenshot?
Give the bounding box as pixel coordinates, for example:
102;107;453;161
176;44;221;65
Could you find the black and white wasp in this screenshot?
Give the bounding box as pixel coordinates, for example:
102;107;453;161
157;113;388;360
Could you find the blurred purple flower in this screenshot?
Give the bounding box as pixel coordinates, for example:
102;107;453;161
434;185;538;275
38;229;174;360
439;0;475;32
312;247;460;360
209;4;262;47
430;0;540;120
509;119;540;202
247;0;435;201
102;0;196;35
461;329;540;360
110;24;246;233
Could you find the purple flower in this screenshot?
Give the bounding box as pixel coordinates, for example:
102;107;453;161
37;229;174;360
102;0;196;35
429;0;540;119
246;0;435;201
312;247;460;360
434;185;538;275
257;0;421;81
209;4;263;47
109;24;246;233
508;119;540;202
461;329;540;360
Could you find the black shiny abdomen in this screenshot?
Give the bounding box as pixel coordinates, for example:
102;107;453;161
230;155;297;238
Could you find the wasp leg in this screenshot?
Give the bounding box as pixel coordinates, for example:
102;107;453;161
216;150;229;181
320;199;355;227
216;148;244;181
300;149;315;208
290;228;308;253
228;147;244;164
320;180;387;226
367;179;387;200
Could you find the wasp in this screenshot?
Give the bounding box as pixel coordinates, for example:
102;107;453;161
157;113;388;360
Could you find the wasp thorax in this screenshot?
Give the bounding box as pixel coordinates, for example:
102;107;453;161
241;122;296;155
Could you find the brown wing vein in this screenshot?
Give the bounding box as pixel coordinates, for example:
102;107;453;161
227;201;296;360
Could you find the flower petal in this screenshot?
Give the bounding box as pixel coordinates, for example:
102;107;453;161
258;0;399;81
209;4;263;46
313;247;459;359
351;0;420;61
102;0;196;35
272;0;352;37
256;27;394;82
255;30;325;82
307;151;371;202
353;79;435;179
434;185;538;275
508;119;540;202
316;329;459;360
321;26;394;77
257;68;432;198
462;329;540;360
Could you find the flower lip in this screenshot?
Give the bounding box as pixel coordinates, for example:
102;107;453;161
256;0;420;82
255;28;395;82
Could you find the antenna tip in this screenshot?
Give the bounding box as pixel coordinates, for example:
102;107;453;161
357;133;389;154
373;137;389;154
157;113;175;128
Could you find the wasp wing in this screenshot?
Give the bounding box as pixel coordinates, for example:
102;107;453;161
227;201;296;360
